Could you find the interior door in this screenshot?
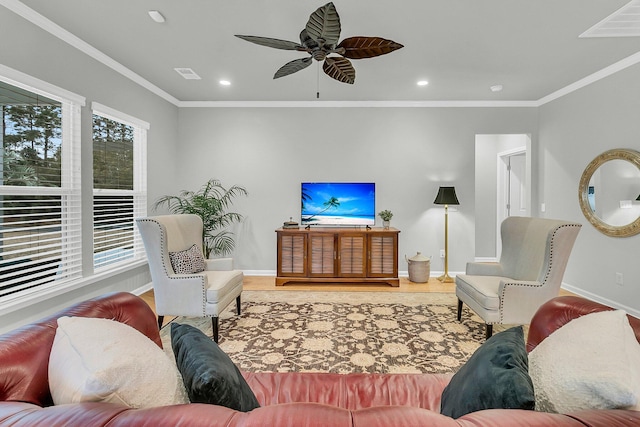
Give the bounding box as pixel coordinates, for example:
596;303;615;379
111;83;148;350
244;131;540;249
496;147;530;258
507;153;528;217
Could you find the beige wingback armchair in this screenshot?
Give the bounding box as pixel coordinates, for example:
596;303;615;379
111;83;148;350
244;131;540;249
136;214;243;342
455;216;581;339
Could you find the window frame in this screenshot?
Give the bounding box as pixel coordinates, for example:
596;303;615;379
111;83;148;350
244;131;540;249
0;65;149;316
1;66;84;306
91;102;148;271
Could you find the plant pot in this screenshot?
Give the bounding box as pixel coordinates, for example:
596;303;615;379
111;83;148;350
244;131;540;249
383;220;390;229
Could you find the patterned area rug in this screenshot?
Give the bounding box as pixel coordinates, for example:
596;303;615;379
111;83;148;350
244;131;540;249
160;291;490;374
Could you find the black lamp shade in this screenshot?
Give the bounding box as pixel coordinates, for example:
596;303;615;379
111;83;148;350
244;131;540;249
636;194;640;201
434;186;460;205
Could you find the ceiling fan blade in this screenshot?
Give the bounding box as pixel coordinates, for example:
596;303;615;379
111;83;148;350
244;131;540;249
306;2;341;48
235;35;304;51
322;57;355;84
299;29;319;50
337;37;404;59
274;57;313;79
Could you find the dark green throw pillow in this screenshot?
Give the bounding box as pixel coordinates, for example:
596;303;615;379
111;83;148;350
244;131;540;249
170;323;260;412
440;326;535;419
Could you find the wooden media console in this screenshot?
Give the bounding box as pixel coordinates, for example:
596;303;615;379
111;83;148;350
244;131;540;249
275;227;399;287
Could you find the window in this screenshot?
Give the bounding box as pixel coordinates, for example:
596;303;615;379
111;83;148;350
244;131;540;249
92;103;147;269
0;73;83;300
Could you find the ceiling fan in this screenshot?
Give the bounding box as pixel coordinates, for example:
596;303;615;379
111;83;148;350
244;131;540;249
235;2;403;85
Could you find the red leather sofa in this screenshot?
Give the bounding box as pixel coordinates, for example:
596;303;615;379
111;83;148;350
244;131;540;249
1;292;639;426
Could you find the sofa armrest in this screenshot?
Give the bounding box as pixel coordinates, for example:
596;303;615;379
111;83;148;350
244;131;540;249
526;295;640;352
465;262;504;276
205;257;234;271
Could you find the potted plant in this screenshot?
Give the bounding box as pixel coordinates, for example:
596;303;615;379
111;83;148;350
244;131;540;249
154;179;248;258
378;210;393;229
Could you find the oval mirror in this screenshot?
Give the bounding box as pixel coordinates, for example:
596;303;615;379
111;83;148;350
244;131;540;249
578;148;640;237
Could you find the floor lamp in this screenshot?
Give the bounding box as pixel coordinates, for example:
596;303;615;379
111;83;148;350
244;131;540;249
434;186;459;283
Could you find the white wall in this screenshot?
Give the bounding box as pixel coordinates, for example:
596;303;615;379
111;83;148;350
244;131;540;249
538;62;640;314
176;107;538;275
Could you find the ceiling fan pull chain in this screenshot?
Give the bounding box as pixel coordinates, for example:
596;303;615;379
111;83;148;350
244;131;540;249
316;61;320;99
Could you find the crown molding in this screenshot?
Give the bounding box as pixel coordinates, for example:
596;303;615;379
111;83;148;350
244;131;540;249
535;50;640;106
177;100;539;108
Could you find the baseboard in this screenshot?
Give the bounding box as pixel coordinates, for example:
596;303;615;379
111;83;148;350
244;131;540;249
131;282;153;295
243;270;276;276
561;282;640;319
474;257;498;263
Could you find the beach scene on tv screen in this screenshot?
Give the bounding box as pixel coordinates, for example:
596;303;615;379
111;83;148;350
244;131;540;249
301;182;375;226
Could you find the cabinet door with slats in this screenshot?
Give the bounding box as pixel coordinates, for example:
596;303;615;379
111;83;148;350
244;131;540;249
368;233;398;277
308;233;336;276
338;233;366;277
277;232;307;276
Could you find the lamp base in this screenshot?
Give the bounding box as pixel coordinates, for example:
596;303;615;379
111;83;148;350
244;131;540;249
437;274;454;283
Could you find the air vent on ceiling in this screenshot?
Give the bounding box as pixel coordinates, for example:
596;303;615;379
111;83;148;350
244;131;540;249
174;68;202;80
580;0;640;38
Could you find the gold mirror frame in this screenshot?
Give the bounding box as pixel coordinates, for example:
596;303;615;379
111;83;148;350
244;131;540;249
578;148;640;237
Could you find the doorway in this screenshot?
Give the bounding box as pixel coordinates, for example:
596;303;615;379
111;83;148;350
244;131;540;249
475;134;531;260
496;148;530;256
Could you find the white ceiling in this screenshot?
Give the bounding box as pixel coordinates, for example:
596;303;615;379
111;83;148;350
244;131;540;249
5;0;640;104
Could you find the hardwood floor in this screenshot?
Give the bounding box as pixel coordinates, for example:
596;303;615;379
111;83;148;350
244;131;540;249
139;275;574;328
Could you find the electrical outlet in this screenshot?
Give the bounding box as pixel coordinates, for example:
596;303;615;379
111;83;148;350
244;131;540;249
616;272;623;286
440;249;445;258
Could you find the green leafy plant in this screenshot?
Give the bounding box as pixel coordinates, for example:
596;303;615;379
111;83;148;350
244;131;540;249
154;179;248;258
378;210;393;221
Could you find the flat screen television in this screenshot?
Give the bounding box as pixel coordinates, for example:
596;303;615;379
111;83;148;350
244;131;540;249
301;182;375;226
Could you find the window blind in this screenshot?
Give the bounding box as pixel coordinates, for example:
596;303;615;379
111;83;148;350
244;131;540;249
1;100;82;299
92;104;147;270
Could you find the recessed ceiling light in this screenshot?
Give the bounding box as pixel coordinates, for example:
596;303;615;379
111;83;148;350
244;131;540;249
219;80;231;86
417;80;429;86
490;84;503;92
148;10;165;23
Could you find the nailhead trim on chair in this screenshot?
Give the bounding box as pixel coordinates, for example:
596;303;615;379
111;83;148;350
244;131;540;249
497;223;582;324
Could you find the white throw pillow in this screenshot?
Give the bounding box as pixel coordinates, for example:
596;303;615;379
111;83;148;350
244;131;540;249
49;316;189;408
529;309;640;413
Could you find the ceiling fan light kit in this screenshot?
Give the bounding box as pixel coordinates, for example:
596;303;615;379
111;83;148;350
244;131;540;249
235;2;403;86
